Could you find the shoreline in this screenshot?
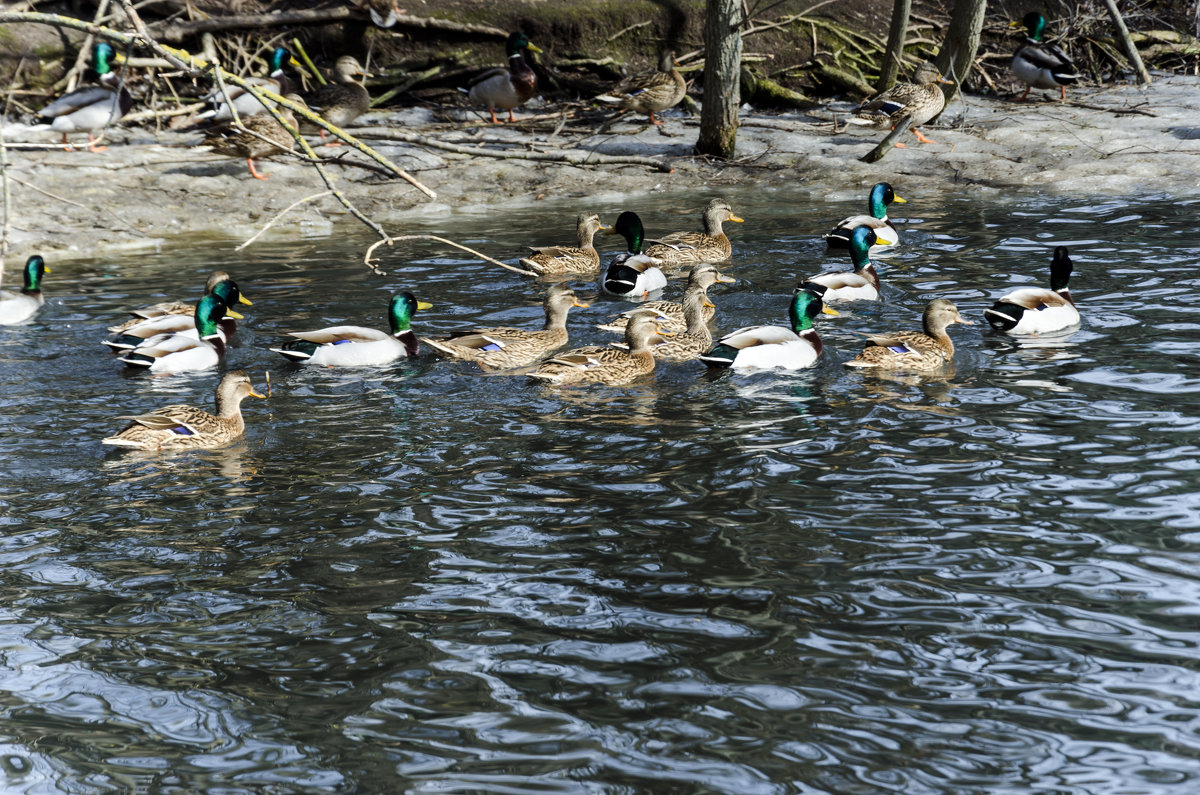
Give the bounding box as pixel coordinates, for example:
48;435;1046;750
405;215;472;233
3;74;1198;263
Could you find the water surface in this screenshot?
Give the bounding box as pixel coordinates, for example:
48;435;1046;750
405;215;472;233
2;189;1200;793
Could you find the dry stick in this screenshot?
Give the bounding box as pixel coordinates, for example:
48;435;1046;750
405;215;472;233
370;235;537;277
606;21;652;43
235;191;333;252
859;115;914;163
1101;0;1153;84
362;129;674;172
291;38;326;86
148;7;506;42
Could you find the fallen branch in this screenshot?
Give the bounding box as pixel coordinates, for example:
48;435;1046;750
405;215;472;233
149;7;506;43
235;190;332;251
369;235;538;277
859;115;914;163
358;128;675;172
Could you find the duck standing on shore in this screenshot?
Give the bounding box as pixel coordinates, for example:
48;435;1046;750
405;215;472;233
847;61;952;145
1011;11;1080;101
467;32;541;124
37;42;133;152
595;50;687;125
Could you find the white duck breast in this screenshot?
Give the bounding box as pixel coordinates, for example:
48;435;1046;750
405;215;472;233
120;335;222;373
601;253;667;296
280;326;408;366
0;291;44;325
985;287;1080;334
710;326;820;370
804;272;879;302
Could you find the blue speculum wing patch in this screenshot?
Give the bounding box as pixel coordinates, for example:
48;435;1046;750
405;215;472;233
888;346;910;354
333;339;352;345
172;426;194;436
481;342;502;352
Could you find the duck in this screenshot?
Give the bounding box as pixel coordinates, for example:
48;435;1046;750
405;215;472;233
0;255;49;326
806;225;882;302
618;285;715;362
108;271;252;334
1011;11;1080;101
595;50;687;125
201;95;302;179
421;284;588;369
271;292;431;366
519;213;608;276
467;32;541;124
700;285;838;370
37;42;133;152
847;61;953;145
103;277;245;350
302;56;371;134
845;298;974;371
349;0;405;27
643;199;744;268
102;370;266;451
198;46;296;121
984;246;1079;334
119;294;243;373
600;211;667;297
597;263;734;335
824;182;906;249
527;313;666;386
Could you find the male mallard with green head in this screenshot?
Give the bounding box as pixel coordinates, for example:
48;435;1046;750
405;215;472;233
1011;11;1080;101
272;292;431;366
0;255;49;325
806;226;883;303
37;42;132;152
700;285;838;370
985;246;1080;334
824;182;906;249
601;212;667;297
118;294;243;373
467;32;541;124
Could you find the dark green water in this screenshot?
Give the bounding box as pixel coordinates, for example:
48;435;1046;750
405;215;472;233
2;188;1200;793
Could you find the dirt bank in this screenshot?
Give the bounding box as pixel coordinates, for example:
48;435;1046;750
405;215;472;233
3;73;1198;264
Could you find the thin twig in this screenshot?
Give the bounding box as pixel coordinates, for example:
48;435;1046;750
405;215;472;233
386;235;538;277
235;191;332;251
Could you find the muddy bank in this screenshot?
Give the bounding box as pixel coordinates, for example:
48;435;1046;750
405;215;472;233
4;74;1199;262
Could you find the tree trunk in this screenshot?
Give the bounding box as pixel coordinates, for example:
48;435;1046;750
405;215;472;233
696;0;742;159
877;0;912;91
934;0;986;103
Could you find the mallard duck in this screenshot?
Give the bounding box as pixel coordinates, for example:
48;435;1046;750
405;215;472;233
37;42;132;152
303;56;371;133
0;255;49;326
824;182;906;249
119;294;243;373
198;46;296;121
201;95;301;179
102;370;266;451
271;292;431;366
421;283;588;368
806;225;882;302
847;61;952;144
349;0;405;27
528;313;666;386
103;278;244;350
700;285;838;370
595;50;687;125
467;32;541;124
1012;12;1080;101
108;271;252;334
984;246;1079;334
601;211;667;297
597;263;734;335
619;285;715;362
643;199;744;267
845;298;974;371
519;213;608;276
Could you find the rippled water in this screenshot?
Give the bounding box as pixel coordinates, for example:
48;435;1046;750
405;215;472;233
3;189;1200;793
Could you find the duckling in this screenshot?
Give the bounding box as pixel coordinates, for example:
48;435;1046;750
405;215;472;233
201;95;302;179
984;246;1079;334
601;211;667;298
108;271;252;333
643;199;744;267
597;263;734;335
0;255;49;326
806;226;882;302
700;285;838;370
119;294;243;373
595;50;687;125
519;213;608;276
198;46;296;121
302;56;371;136
847;61;953;145
102;370;266;451
527;313;666;386
421;284;589;368
271;292;431;366
467;32;541;124
845;298;974;371
824;182;906;249
37;42;132;152
1012;11;1080;101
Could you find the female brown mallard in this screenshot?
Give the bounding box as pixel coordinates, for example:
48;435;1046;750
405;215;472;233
108;271;252;334
421;284;589;368
519;213;608;276
844;298;974;371
616;285;715;362
303;56;371;131
595;50;687;125
201;96;301;179
643;199;744;267
597;264;734;335
527;313;666;386
467;32;541;124
102;370;266;451
848;61;953;144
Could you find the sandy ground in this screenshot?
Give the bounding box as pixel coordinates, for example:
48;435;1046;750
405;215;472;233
3;74;1198;262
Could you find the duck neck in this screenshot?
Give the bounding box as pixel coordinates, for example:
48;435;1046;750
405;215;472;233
923;318;955;357
681;290;710;336
577;223;598;250
214;390;246;420
544;301;571;331
702;212;724;236
1057;286;1075;305
799;327;823;357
